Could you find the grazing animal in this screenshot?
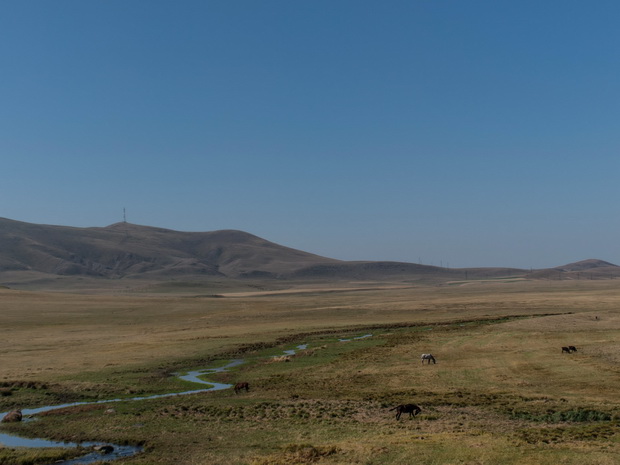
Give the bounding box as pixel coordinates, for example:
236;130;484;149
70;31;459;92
421;353;436;364
390;404;422;420
1;409;22;423
568;346;577;352
234;382;249;394
562;346;571;353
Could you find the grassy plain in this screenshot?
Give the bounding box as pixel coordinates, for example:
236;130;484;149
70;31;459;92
0;279;619;464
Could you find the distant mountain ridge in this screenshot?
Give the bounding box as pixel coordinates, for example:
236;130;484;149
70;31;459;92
0;218;617;286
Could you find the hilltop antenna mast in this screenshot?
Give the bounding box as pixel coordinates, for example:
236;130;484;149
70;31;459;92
122;208;129;239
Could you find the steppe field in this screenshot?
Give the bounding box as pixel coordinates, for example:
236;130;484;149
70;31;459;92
1;279;619;464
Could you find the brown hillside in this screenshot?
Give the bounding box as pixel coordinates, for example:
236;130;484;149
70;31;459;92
0;218;339;281
528;259;620;280
1;218;616;289
554;259;618;272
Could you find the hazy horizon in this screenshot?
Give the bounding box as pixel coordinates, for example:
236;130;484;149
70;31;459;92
2;1;618;269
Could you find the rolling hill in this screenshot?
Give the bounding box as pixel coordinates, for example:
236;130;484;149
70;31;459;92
0;217;617;289
528;259;620;280
0;217;342;280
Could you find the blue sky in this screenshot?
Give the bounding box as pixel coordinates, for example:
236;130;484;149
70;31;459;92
1;1;618;268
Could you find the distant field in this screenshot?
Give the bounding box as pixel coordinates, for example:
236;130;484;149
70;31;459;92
0;279;619;464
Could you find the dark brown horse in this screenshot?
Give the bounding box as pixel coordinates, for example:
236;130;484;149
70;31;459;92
561;346;571;353
234;382;249;394
390;403;422;420
1;409;22;423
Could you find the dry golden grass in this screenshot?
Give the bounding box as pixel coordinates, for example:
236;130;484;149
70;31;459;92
1;278;620;464
1;279;618;380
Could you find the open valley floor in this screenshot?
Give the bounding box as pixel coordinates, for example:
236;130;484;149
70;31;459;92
0;279;619;464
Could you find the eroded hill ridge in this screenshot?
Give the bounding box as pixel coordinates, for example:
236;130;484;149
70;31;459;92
0;217;617;284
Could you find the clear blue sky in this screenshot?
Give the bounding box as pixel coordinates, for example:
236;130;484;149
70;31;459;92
1;1;618;268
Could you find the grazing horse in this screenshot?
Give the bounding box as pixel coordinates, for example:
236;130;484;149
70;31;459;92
390;404;422;420
1;409;22;423
421;353;436;364
561;346;572;353
234;382;249;394
568;346;577;352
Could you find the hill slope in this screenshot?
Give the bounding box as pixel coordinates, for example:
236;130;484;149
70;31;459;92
1;218;616;288
0;218;342;280
528;259;620;280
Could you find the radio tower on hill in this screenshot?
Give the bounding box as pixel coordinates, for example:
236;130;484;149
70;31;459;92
122;208;129;238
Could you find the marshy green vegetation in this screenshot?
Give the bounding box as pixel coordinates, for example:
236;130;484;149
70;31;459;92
0;280;619;464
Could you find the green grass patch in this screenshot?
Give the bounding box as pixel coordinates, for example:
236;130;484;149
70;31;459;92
509;408;613;423
2;316;620;464
0;448;85;465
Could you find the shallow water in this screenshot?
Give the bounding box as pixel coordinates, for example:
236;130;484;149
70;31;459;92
177;358;245;385
339;334;372;341
0;339;381;463
54;444;140;465
0;359;246;463
0;347;311;464
281;344;308;356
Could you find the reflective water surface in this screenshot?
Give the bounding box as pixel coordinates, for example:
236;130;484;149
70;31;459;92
0;340;370;464
0;359;246;464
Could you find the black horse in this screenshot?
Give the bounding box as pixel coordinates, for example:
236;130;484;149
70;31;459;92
568;345;577;352
234;382;249;394
390;403;422;420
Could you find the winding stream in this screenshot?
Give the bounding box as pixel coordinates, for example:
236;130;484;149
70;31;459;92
0;348;305;464
0;340;367;464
